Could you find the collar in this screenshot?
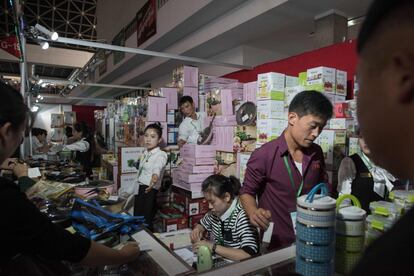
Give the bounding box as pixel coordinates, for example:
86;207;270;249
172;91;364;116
187;112;200;121
278;131;316;159
220;197;238;221
145;147;161;155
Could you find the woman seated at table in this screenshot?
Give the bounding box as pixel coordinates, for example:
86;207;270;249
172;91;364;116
0;82;140;273
191;175;259;261
31;127;51;155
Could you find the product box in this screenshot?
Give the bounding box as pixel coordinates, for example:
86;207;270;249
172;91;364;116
285;76;299;88
328;118;355;131
243;81;257;103
257;72;286;101
173;65;198;88
177;180;202;192
306;66;336;94
348;137;361;156
214;126;235;152
284;86;304;108
237;152;252;184
180;144;216;159
336;70;348;96
314;129;347;170
207;89;233;116
335;95;346;104
63;112;76;125
189;213;205;229
215;151;237;177
147;96;167;122
213;115;237;127
119;146;145;174
179;172;213;184
257;100;286;120
172;192;210;216
233;125;257;153
256;119;287;143
334;102;352;118
180;163;215;174
181;157;215;166
183;86;199;109
167;110;176;125
154;208;189;233
298;72;307;87
51;114;64;128
167;127;178;145
161;87;179;110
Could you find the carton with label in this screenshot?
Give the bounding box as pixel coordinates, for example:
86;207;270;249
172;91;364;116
285;76;299;88
257;100;285;120
237;152;252;184
336;70;348;96
234;125;257;153
284;86;304;108
306;66;336;94
257;72;286;100
256;119;288;143
214;151;237;177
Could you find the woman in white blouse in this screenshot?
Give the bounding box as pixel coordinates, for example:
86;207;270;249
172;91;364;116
134;122;168;230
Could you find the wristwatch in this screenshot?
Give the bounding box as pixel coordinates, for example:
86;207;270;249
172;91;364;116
212;243;217;255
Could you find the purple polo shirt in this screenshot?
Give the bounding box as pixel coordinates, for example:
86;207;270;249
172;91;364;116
241;133;329;250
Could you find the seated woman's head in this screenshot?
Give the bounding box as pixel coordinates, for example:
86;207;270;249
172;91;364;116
0;82;31;162
202;175;241;217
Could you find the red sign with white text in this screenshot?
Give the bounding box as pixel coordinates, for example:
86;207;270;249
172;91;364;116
0;36;20;58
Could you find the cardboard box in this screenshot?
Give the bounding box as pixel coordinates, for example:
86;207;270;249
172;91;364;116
256;119;287;143
147;96;167;122
306;66;336;94
314;129;347;170
51;114;64;128
119;146;145;174
334;102;352;118
161;87;179;110
181;157;215;165
167;127;178;145
189;213;205;229
179;172;213;184
180;144;216;158
154;208;189;233
328;118;355;131
285;76;299;88
335;95;346;104
298;72;307;87
284;86;304;108
172;192;210;216
257;72;286;100
167;110;176;125
213;115;237;127
214;126;235;152
234;125;257;152
257;100;285;120
237;152;252;184
215;151;237;177
180;163;215;174
177;180;202;192
336;70;348;96
243;81;257;104
207;89;233;116
173;65;198;88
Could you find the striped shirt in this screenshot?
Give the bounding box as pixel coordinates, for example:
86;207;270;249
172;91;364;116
199;198;259;256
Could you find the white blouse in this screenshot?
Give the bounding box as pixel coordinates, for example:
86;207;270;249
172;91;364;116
178;112;206;144
136;147;168;189
63;138;90;152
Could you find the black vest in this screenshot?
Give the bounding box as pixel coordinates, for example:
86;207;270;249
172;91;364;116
350;154;383;213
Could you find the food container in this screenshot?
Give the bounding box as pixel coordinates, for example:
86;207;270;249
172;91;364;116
366;214;395;232
335;234;365;252
389;190;414;211
335;249;362;275
336;194;366;237
296;256;333;276
369;201;403;219
296;239;335;262
296;222;336;245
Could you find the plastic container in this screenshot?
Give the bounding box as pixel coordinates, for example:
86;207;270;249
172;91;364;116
335;234;365;252
296;256;333;276
369;201;403;218
366;214;395;232
335;249;362;275
296;222;335;245
336;195;366;237
365;228;383;246
389;190;414;211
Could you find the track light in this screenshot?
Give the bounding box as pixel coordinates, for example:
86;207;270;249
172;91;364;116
31;105;39;112
41;82;47;87
35;23;59;41
40;41;49;50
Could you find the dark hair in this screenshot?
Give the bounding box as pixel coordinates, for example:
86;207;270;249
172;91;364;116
202;175;241;199
32;128;47;137
288;91;333;121
179;96;194;107
144;122;163;138
357;0;414;53
65;126;73;137
73;122;90;138
0;82;31;132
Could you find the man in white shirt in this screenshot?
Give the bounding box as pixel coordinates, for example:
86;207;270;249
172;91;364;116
178;96;206;147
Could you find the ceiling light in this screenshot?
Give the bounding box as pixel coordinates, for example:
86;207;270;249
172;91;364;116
50;31;59;41
37;94;41;99
31;105;39;112
35;99;39;103
35;23;59;41
40;96;44;100
41;82;47;87
40;41;49;50
38;79;43;84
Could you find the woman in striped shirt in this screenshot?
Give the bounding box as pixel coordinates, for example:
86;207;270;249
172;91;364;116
191;175;259;261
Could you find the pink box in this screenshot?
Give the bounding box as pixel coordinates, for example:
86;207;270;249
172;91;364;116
213;115;237;127
161;87;178;110
145;121;168;147
177;180;202;191
181;157;215;165
214;126;235;152
232;89;244;101
183;86;198;109
180;144;216;158
180;172;213;184
243;81;257;104
180;163;215;174
183;66;199;87
147;96;167;122
221;89;234;116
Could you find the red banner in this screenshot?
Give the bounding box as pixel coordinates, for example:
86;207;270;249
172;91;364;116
136;0;157;47
0;36;21;58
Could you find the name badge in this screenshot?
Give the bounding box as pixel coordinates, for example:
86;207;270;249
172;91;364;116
360;172;372;178
290;211;297;235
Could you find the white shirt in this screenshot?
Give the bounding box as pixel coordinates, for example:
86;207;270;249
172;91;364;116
295;161;303;175
137;147;168;188
32;136;45;154
63;138;90;152
178;112;206;144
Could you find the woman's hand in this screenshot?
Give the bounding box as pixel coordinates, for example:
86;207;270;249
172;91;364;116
11;162;29;178
193;240;213;252
118;242;140;262
190;225;204;243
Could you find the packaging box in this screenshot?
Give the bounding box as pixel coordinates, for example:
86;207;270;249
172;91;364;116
215;151;237;177
207;89;233;116
177;180;202;192
348;137;361;156
257;100;286;120
161;87;179;110
257;72;286;101
328;118;355;131
181;157;215;165
306;66;336;94
180;163;215;174
213;115;237;127
119;146;145;174
336;70;348;96
189;213;205;229
334;102;352;118
147;96;167;122
285;76;299;88
51;114;64;128
284;86;304;108
256;119;288;143
173;65;198;88
172;192;210;216
179;172;213;184
298;72;307;87
167;110;176;125
167;127;178;145
314;129;347;170
237;152;252;184
214;126;235;152
335;95;346;104
64;112;76;125
154;208;189;233
180;144;216;159
232;88;244;101
243;81;257;104
234;125;257;153
183;86;199;109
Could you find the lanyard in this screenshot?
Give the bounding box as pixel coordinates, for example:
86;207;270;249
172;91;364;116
137;152;152;178
283;155;304;198
218;199;238;245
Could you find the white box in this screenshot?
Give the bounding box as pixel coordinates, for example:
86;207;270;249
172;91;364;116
336;70;347;96
328;118;355;130
314;129;346;170
348;137;361;156
257;100;285;120
257;72;285;100
284;86;304;108
120;147;145;174
237;152;252;184
306;66;336;94
285;76;299;88
256;119;287;143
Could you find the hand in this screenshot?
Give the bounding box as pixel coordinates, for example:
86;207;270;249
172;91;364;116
193;240;213;252
190;227;204;243
118;242;140;263
145;184;154;193
11;162;29;178
250;208;272;230
145;174;158;193
178;139;187;148
0;158;17;170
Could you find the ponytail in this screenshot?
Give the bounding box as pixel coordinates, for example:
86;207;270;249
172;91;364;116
202;174;241;199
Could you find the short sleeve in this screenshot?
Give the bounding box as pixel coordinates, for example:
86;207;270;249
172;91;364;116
237;212;259;255
199;212;213;232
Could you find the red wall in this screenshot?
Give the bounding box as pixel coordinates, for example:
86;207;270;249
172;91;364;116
72;105;105;131
223;40;358;98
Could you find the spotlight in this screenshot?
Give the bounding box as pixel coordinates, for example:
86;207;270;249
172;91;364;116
35;23;59;41
41;82;47;87
40;41;49;50
31;105;39;112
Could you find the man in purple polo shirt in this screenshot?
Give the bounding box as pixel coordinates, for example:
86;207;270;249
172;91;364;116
240;91;333;250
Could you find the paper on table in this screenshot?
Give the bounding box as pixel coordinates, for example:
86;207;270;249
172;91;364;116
131;231;152;251
174;248;194;266
28;167;41;178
